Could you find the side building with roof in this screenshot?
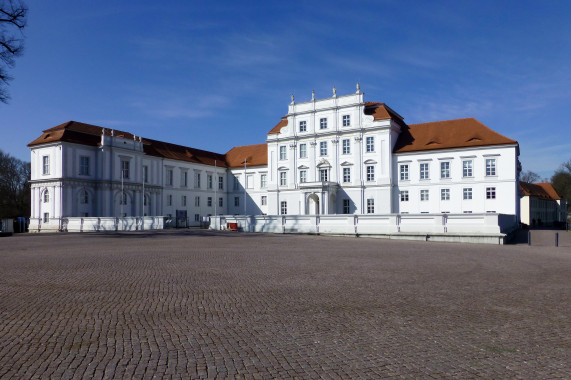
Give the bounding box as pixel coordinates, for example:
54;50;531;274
28;87;522;233
519;182;567;227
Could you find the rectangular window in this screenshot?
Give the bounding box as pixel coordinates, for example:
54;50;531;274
320;118;327;129
234;197;240;207
367;199;374;214
463;160;473;177
366;136;374;152
218;176;224;190
167;194;172;206
299;143;307;158
343;167;351;183
280;201;287;215
42;156;50;175
246;174;254;189
279;146;287;160
486;187;496;199
420;189;429;201
280;171;287;186
260;174;267;188
121;160;130;179
420;163;429;180
143;166;149;183
366;166;375;181
194;196;200;207
299;120;307;132
207;197;212;207
195;214;200;222
182;171;188;187
233;176;240;190
400;164;409;181
400;191;409;202
486;158;496;176
343;115;350;127
343;199;350;214
121;192;128;205
342;139;350;154
261;196;267;205
441;188;450;201
207;174;213;189
319;169;328;182
182;195;187;206
194;172;201;188
320;141;327;156
299;170;307;183
79;156;89;176
440;162;450;179
166;169;173;186
219;197;223;207
43;212;49;223
463;188;472;200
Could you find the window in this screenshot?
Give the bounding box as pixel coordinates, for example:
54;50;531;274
299;144;307;158
420;163;429;180
343;167;351;183
43;190;49;203
441;188;450;201
219;198;223;207
233;176;240;190
194;172;201;188
121;192;128;205
299;120;306;132
207;174;213;189
260;174;267;188
440;162;450;179
486;159;496;176
486;187;496;199
367;199;374;214
246;174;253;189
400;191;409;202
144;195;148;206
320;118;327;129
280;171;287;186
342;139;350;154
342;115;350;127
234;197;240;207
366;136;374;152
166;169;173;186
143;166;149;183
42;156;50;175
43;213;49;223
299;170;307;183
463;188;472;200
279;146;287;160
320;141;327;156
121;160;130;179
343;199;350;214
463;160;473;177
218;176;224;190
195;214;200;222
261;196;267;205
207;197;212;207
319;169;328;182
182;195;187;206
280;201;287;215
80;190;89;204
79;156;89;176
366;166;375;182
165;194;172;206
400;164;409;181
421;190;429;201
195;196;200;207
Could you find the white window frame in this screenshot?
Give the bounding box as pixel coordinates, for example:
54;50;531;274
342;115;350;127
440;162;450;179
207;197;212;207
367;198;374;214
42;156;50;175
319;169;328;182
463;188;472;200
279;146;287;160
261;196;267;206
366;166;375;182
280;171;287;186
121;160;130;179
366;136;374;152
43;190;49;203
166;169;173;186
343;167;351;183
420;163;429;180
207;174;213;189
260;174;267;188
342;139;350;154
299;170;307;183
320;141;327;156
320;118;327;129
441;188;450;201
299;143;307;158
343;199;350;214
486;187;496;199
400;190;409;202
280;201;287;215
420;189;429;201
79;156;89;176
463;160;473;177
486;158;496;176
299;120;307;132
218;176;224;190
400;164;409;181
234;197;240;207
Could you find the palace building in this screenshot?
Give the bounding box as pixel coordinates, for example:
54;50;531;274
28;86;521;236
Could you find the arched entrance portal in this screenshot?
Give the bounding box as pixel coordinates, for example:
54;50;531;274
307;193;320;215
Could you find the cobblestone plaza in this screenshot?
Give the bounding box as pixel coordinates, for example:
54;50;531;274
0;230;569;379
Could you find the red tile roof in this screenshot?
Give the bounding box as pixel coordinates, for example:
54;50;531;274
225;143;268;168
267;117;288;135
364;102;406;127
520;182;562;200
393;118;518;153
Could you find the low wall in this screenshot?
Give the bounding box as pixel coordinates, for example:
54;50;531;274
211;213;518;244
29;217;164;233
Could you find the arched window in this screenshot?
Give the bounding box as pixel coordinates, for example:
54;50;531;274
120;192;128;205
43;190;49;203
80;190;89;204
144;195;149;206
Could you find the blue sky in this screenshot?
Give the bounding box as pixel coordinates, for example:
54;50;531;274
2;0;570;179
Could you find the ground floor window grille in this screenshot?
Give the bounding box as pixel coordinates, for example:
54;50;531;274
367;199;374;214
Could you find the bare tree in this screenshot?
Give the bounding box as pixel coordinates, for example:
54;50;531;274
0;0;27;103
551;159;571;211
0;150;30;218
520;170;541;183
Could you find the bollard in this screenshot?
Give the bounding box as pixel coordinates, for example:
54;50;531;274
528;230;531;246
555;232;559;247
